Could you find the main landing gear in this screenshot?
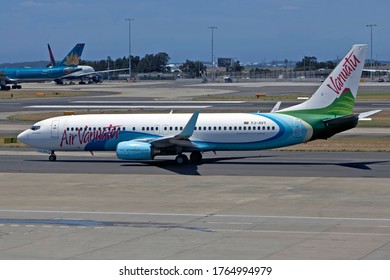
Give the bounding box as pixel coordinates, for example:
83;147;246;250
175;152;203;165
49;151;57;161
0;85;22;90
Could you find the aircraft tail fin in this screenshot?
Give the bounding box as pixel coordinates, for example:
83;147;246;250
55;43;85;67
278;44;368;116
47;44;56;67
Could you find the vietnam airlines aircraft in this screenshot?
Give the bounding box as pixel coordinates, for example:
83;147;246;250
17;44;380;164
47;44;127;85
0;43;84;90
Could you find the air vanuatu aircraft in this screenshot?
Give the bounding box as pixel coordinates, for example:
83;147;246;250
17;44;380;164
0;43;84;90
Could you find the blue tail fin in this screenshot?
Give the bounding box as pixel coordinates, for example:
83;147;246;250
55;43;85;67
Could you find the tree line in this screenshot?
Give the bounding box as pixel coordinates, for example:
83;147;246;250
80;52;342;76
80;52;170;75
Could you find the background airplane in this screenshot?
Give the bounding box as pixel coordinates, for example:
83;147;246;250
18;44;380;164
48;44;128;85
0;43;84;90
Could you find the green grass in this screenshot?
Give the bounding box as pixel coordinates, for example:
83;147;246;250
0;90;89;99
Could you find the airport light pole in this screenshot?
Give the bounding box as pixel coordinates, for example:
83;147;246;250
125;18;134;81
208;26;217;81
366;24;377;80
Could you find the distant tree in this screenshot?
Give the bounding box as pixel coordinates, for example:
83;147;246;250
295;56;318;71
232;60;243;72
295;56;337;71
136;52;170;73
180;60;207;78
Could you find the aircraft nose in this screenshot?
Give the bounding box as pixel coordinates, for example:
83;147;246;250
17;130;29;145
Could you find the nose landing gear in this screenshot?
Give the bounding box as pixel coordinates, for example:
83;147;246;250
49;151;57;161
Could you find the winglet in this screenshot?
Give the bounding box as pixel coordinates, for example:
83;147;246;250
177;111;199;138
271;101;281;112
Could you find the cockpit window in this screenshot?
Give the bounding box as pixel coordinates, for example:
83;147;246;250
31;125;41;131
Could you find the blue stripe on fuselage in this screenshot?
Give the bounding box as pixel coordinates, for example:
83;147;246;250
82;113;308;152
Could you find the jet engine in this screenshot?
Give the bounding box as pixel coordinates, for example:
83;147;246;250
116;141;153;160
92;73;103;83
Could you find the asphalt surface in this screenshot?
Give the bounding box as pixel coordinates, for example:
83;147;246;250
1;150;389;177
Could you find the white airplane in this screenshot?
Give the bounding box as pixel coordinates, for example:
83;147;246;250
17;44;381;164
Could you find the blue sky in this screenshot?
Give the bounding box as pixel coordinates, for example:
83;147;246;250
1;0;389;64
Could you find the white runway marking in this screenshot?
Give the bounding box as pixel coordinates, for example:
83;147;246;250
2;209;390;222
72;101;245;104
24;105;211;109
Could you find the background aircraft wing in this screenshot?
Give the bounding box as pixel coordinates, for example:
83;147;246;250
96;68;129;74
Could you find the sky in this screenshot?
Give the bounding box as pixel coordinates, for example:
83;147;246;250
1;0;389;64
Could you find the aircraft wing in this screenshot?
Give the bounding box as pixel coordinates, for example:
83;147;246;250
131;111;200;149
97;68;129;74
363;69;390;73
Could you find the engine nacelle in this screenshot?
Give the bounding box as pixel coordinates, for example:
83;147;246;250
116;141;153;160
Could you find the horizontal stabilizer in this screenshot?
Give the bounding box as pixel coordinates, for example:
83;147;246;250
358;110;382;121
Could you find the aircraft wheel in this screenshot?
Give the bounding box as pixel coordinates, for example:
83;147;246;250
49;153;57;161
175;154;188;165
190;151;202;163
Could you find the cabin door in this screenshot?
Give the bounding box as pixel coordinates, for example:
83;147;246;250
51;120;60;138
292;119;302;138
